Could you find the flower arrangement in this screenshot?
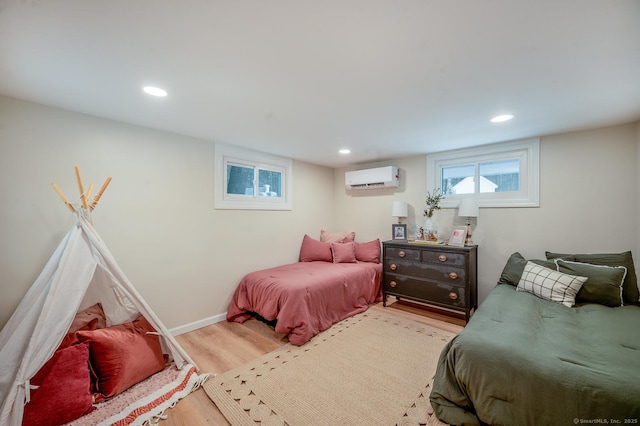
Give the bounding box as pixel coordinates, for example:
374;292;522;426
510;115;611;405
424;188;444;218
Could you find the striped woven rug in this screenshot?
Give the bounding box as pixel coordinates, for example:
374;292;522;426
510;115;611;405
204;309;454;426
69;363;209;426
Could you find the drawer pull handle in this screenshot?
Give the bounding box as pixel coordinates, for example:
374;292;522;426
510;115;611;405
438;254;447;262
390;263;397;271
398;251;406;258
449;292;458;300
448;272;458;280
389;281;397;288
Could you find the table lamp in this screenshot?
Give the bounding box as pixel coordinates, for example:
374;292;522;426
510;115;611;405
392;201;408;224
458;198;479;245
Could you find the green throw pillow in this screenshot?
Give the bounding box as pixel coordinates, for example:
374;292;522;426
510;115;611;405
546;251;639;303
555;259;625;307
498;252;557;286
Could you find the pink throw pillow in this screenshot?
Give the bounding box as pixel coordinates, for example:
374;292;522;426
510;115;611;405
23;344;95;426
77;315;166;402
299;234;333;262
320;230;356;243
331;242;357;263
69;302;106;333
355;239;381;263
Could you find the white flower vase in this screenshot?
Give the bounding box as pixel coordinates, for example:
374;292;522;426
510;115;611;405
424;216;438;241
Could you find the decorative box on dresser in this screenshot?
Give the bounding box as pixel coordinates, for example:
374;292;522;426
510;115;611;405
382;241;478;323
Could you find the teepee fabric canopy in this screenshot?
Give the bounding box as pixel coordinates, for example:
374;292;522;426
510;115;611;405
0;169;196;426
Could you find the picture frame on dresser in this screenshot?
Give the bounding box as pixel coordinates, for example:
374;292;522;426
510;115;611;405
448;227;467;247
392;224;407;241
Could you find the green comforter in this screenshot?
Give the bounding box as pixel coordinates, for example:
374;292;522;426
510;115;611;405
429;284;640;426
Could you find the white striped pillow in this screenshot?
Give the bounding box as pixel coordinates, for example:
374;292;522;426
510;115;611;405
516;261;587;307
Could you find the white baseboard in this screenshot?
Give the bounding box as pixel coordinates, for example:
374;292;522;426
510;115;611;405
169;312;228;336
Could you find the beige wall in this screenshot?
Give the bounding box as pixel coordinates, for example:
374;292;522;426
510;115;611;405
335;123;639;304
637;122;640;265
1;95;638;331
0;96;335;330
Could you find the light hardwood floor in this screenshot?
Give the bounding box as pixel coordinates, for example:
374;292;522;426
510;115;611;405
160;300;465;425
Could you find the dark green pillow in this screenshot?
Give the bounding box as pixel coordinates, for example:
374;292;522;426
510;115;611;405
555;259;625;307
546;251;639;303
498;252;557;286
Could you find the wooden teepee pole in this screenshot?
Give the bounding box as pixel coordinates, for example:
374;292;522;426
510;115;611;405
90;177;112;210
85;183;94;204
74;165;89;210
51;183;76;213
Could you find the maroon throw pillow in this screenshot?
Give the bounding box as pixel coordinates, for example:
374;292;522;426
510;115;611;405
299;234;332;262
23;344;94;426
355;239;381;263
331;241;358;263
77;315;166;401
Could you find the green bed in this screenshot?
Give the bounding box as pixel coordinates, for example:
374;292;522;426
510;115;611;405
430;279;640;425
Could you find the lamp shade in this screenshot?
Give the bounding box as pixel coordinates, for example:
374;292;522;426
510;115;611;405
392;201;408;218
458;198;479;217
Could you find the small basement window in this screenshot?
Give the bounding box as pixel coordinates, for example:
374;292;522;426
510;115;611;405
214;143;293;210
426;138;539;208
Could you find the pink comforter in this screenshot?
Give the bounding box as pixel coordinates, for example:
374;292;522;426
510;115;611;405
227;261;382;345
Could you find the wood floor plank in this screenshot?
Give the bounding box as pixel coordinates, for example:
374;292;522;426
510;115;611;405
159;300;463;425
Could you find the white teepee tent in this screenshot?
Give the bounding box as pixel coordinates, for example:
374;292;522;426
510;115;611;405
0;168;197;426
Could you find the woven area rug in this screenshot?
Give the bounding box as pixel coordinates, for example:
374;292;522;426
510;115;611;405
203;309;454;426
68;363;209;426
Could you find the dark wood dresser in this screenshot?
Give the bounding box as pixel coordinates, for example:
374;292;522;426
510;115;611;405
382;241;478;322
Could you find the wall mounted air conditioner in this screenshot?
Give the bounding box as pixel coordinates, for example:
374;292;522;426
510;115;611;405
345;166;400;190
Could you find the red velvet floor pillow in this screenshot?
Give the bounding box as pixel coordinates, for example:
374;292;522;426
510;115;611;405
22;343;94;426
57;317;99;351
77;315;166;401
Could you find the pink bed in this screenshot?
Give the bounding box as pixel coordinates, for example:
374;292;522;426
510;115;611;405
226;261;382;345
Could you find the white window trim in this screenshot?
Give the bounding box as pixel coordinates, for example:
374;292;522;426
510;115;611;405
214;143;293;210
426;138;540;208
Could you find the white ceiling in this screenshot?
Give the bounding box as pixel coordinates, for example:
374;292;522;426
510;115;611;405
1;1;639;167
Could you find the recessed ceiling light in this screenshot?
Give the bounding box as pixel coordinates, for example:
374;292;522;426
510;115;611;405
143;86;167;97
490;114;514;123
339;149;351;154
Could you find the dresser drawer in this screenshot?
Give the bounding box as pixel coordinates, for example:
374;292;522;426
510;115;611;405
384;275;466;309
385;246;421;261
386;246;466;267
384;259;465;284
422;251;466;266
